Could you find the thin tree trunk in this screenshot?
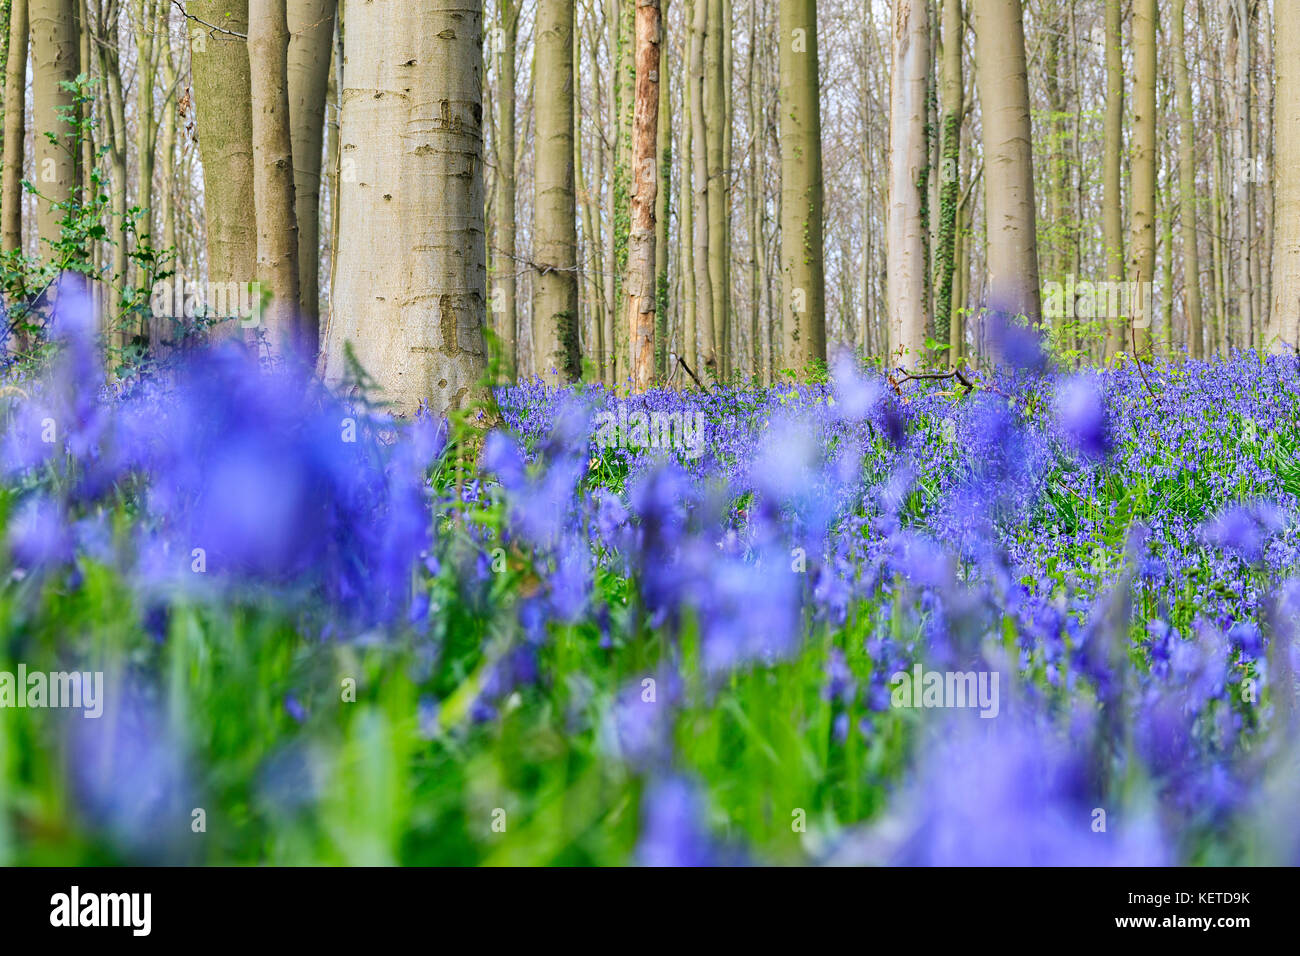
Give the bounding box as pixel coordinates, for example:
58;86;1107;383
533;0;581;382
95;0;130;339
746;0;761;377
490;0;517;380
575;15;601;382
152;6;180;348
132;0;160;266
249;0;300;353
777;0;825;374
623;0;660;391
888;0;930;364
1102;0;1124;357
1128;0;1156;357
973;0;1040;325
1268;0;1300;351
1172;0;1202;359
2;0;27;256
191;0;257;338
680;8;697;373
286;0;336;356
493;0;518;376
30;0;78;251
654;0;671;381
723;0;735;369
689;0;715;377
705;0;726;373
933;0;961;361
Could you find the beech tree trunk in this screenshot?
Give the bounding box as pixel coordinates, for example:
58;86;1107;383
973;0;1040;324
2;0;27;256
1172;0;1203;359
287;0;337;355
30;0;78;252
191;0;257;336
1128;0;1155;357
887;0;930;363
1268;0;1300;351
249;0;301;353
532;0;580;383
324;0;490;415
1102;0;1124;358
778;0;826;374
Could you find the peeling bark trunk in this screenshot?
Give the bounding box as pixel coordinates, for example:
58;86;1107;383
624;0;661;392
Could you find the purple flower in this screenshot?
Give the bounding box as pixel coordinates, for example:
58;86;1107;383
636;776;739;866
1055;376;1111;460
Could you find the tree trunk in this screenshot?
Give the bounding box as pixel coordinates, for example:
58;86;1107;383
574;17;601;381
491;0;517;379
680;7;697;374
324;0;490;415
30;0;78;252
887;0;930;364
249;0;300;354
286;0;337;356
933;0;961;361
1102;0;1124;357
777;0;825;375
132;0;160;264
152;5;180;348
532;0;581;382
746;0;761;378
191;0;257;337
703;0;725;374
1268;0;1300;351
1172;0;1202;359
623;0;660;392
973;0;1040;324
2;0;27;255
1128;0;1155;357
689;0;715;377
94;0;130;339
653;0;671;381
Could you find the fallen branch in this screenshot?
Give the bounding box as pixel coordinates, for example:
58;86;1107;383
1129;322;1158;400
676;354;711;393
888;367;976;394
